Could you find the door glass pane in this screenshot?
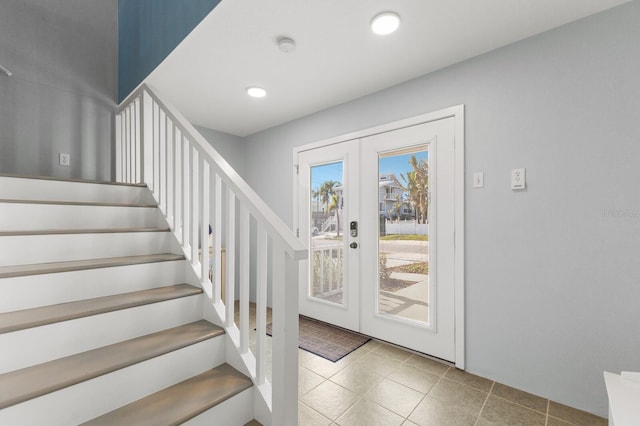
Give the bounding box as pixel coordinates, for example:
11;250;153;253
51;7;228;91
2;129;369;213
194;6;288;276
378;148;429;323
310;162;344;305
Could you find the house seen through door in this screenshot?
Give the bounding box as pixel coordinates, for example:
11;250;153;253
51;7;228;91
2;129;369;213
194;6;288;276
296;111;464;365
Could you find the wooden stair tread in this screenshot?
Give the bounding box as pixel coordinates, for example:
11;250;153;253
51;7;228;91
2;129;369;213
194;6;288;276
0;284;202;334
0;227;170;237
0;199;156;208
0;320;224;409
0;173;147;187
0;253;185;279
83;364;252;425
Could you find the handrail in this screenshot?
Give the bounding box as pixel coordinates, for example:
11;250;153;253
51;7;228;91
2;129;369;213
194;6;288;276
144;86;306;260
115;83;306;425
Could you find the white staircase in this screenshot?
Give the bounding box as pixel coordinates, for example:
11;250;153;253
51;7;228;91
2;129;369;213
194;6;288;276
0;176;256;425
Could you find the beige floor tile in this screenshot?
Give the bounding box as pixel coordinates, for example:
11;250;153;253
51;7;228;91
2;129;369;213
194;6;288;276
402;421;420;426
548;401;607;426
404;354;450;376
301;380;361;420
408;395;479;426
299;348;317;363
299;402;333;426
363;378;425;418
301;353;352;378
477;395;546;425
444;368;493;392
299;366;326;396
427;379;487;416
547;417;575;426
330;363;385;394
372;343;413;362
335;399;405;426
340;341;376;363
353;352;402;377
490;382;548;414
387;364;439;394
363;339;383;351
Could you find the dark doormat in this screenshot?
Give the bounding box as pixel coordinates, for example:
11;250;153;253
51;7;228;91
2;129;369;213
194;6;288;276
266;315;370;362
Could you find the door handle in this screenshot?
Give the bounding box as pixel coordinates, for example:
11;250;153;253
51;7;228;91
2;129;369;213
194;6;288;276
350;242;358;249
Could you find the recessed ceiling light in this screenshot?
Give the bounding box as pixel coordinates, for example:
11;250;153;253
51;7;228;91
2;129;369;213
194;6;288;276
247;86;267;98
371;12;400;35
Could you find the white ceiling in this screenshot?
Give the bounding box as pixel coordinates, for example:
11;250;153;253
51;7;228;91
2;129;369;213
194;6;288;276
146;0;629;137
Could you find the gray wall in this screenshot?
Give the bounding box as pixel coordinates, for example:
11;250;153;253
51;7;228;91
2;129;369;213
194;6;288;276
195;125;246;177
0;0;117;180
243;2;640;417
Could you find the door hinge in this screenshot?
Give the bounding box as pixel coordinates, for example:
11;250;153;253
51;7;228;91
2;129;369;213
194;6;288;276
296;228;299;238
295;164;299;175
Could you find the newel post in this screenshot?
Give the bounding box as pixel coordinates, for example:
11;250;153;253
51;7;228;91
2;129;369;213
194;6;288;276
142;89;153;187
271;246;300;425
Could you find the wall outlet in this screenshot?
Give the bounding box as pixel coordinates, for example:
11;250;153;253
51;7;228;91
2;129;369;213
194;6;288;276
511;168;525;190
59;153;70;166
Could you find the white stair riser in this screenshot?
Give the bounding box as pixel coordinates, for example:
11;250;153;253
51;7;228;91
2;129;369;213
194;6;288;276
0;295;204;374
0;204;162;230
0;177;154;204
184;388;255;426
0;232;174;267
0;260;188;313
0;337;226;425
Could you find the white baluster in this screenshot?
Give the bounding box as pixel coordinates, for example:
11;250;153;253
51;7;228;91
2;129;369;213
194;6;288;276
200;158;210;289
124;107;130;183
213;174;222;304
166;120;174;227
225;188;236;327
256;227;268;385
173;129;182;240
115;112;122;182
159;110;167;213
191;147;199;268
133;97;140;183
239;204;250;354
142;90;153;187
152;102;160;199
182;138;190;255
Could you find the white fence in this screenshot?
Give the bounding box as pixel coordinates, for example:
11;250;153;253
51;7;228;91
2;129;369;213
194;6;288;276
385;220;429;235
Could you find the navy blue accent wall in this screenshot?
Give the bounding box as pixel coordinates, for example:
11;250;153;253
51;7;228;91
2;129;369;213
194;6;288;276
118;0;220;102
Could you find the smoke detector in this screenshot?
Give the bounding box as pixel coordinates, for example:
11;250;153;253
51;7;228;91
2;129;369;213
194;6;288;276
277;37;296;53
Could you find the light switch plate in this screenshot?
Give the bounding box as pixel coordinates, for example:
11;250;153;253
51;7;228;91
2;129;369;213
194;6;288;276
511;168;525;190
473;172;484;188
59;153;70;166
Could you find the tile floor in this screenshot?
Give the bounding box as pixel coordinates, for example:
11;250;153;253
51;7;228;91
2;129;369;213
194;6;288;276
296;340;606;425
236;304;606;425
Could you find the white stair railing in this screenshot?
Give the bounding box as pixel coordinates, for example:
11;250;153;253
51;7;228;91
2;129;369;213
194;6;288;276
115;84;306;425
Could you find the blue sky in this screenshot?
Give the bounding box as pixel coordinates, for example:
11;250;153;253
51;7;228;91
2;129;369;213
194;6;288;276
311;150;428;192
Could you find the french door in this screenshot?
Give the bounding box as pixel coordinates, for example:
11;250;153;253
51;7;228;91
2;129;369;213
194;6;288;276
296;116;461;362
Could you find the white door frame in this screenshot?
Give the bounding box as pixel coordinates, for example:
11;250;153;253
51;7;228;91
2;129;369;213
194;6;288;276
293;105;465;369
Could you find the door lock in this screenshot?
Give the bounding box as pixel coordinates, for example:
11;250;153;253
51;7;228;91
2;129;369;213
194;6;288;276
350;242;358;249
350;221;358;237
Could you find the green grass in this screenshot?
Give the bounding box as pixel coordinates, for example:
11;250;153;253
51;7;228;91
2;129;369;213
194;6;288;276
379;234;428;241
389;262;429;275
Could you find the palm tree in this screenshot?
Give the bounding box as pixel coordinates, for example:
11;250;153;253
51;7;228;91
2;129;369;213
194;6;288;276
393;195;403;223
318;180;339;219
401;155;429;224
327;193;341;237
